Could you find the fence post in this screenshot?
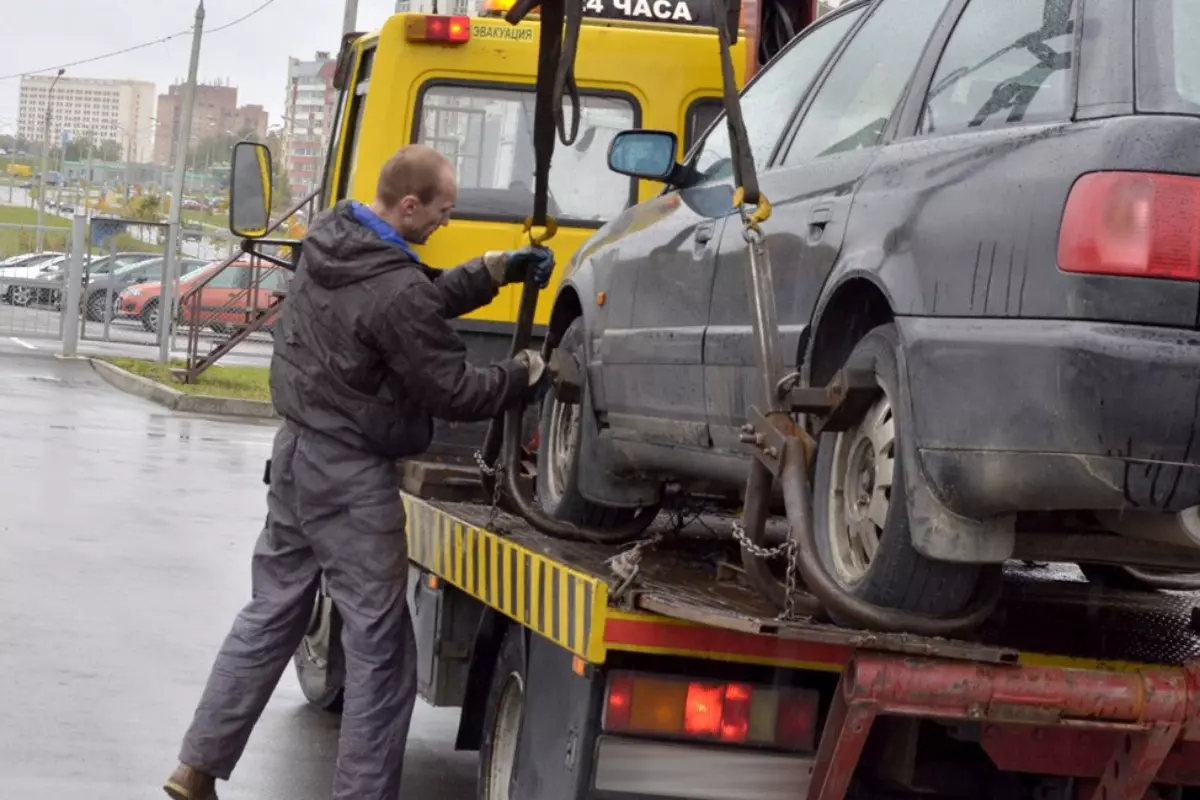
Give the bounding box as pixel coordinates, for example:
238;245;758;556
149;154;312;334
61;212;85;358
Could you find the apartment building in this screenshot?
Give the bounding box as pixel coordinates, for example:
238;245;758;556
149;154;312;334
281;52;337;200
17;76;155;162
153;81;271;167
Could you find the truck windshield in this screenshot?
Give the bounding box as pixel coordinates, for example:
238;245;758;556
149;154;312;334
1137;0;1200;114
416;84;637;225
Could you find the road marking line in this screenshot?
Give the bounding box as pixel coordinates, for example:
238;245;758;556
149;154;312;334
9;337;37;350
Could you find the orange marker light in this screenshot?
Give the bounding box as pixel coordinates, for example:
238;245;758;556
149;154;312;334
596;291;607;306
405;14;471;44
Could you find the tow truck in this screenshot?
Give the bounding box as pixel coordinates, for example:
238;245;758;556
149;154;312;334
220;0;1200;798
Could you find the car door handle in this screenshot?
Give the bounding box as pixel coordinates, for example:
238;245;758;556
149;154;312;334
808;205;833;242
694;221;716;245
809;205;833;226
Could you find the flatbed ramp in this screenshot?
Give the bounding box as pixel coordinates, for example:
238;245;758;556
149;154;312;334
400;493;1200;672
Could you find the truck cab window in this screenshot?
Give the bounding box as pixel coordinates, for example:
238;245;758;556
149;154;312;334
415;84;638;224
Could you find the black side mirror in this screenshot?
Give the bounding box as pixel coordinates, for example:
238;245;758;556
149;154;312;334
229;141;273;239
607;129;680;183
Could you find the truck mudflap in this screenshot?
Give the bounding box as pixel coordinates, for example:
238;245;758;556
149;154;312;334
809;654;1200;800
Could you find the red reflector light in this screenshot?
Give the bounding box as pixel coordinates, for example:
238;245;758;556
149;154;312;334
684;683;724;736
405;14;471;43
604;671;818;752
1058;171;1200;282
605;673;634;731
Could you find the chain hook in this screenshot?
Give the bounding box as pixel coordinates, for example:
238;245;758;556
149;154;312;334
522;215;559;247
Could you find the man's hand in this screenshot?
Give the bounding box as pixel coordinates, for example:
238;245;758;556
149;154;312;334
513;349;546;385
484;246;556;289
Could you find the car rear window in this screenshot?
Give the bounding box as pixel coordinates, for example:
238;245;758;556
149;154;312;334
1137;0;1200;114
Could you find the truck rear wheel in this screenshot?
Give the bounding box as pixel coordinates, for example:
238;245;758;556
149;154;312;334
477;626;525;800
536;317;655;535
293;586;344;712
812;323;979;619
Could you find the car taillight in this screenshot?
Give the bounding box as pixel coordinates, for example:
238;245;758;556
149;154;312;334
405;14;471;43
603;671;818;752
1058;171;1200;282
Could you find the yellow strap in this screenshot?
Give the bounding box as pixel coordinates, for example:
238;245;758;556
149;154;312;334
732;186;772;228
523;215;559;246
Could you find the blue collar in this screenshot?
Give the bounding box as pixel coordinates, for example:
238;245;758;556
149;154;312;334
349;201;423;264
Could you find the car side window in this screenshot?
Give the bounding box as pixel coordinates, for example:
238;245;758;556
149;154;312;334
207;268;243;289
783;0;952;165
918;0;1076;136
691;6;864;183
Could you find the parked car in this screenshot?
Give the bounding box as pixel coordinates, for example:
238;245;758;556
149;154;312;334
0;253;66;306
119;260;287;333
537;0;1200;617
83;256;205;322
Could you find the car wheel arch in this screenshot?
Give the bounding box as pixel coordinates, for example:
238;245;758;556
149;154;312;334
804;272;896;388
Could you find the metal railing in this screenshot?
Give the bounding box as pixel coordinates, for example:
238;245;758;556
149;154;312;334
176;188;320;382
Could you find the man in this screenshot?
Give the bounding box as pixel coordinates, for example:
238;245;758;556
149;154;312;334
164;144;554;800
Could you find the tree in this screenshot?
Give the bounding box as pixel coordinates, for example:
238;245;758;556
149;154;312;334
271;160;293;211
98;140;122;162
0;134;15;152
64;134;96;162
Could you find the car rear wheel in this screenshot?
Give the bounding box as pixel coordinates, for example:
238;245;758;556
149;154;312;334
535;317;655;535
86;292;108;322
812;323;979;618
10;285;32;307
477;626;525;800
140;298;160;332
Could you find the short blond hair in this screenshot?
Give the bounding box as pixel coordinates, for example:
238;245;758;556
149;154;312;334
376;144;452;207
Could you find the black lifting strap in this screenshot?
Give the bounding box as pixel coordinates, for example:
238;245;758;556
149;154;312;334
505;0;582;232
711;0;762;209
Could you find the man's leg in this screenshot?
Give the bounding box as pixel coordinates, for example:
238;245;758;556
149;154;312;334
303;484;417;800
172;427;321;787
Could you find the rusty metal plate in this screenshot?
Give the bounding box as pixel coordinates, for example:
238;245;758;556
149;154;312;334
430;501;1200;668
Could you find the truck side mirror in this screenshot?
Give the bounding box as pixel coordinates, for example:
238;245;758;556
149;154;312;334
229;141;273;239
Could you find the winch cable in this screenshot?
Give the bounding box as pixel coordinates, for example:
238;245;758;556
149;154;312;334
477;0;659;544
709;0;1001;633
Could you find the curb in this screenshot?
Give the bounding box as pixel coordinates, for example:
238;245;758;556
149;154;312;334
89;359;277;420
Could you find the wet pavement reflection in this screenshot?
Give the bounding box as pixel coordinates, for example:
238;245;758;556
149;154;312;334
0;349;476;799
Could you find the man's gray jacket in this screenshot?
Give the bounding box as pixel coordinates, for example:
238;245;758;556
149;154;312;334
269;200;529;458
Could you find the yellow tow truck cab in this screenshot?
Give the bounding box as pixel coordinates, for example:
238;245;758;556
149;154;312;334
321;2;745;335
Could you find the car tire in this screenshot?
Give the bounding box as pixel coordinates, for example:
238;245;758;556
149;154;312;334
10;285;32;307
477;625;525;800
812;323;979;618
140;298;160;332
535;317;655;534
85;292;107;322
293;584;345;713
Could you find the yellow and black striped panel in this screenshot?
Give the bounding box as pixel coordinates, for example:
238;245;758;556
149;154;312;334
402;495;610;663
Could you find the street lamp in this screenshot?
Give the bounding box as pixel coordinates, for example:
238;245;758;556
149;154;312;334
36;68;66;252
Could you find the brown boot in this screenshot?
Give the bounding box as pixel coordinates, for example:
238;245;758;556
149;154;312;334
163;764;218;800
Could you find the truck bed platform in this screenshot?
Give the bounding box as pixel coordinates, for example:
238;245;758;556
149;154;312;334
401;493;1200;672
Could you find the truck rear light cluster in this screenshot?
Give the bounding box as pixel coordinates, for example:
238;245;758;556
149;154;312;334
603;671;819;752
1058;171;1200;281
405;15;471;43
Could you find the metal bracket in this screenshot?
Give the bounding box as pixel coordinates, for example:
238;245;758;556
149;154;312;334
549;346;582;405
787;368;880;434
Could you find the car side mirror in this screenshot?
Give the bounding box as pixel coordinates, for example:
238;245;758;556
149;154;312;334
229;141;273;239
607;129;679;183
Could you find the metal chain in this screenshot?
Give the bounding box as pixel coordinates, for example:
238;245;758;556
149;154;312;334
474;450;505;532
731;520;800;621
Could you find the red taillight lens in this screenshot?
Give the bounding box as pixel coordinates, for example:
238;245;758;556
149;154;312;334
605;673;634;730
604;672;818;752
405;14;471;43
1058;171;1200;281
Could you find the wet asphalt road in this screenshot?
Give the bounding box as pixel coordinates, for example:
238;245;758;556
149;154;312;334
0;344;476;799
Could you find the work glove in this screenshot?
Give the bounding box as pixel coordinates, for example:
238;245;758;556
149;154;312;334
484;246;556;289
513;348;553;405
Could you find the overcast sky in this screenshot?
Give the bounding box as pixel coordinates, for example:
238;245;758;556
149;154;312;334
0;0;399;139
